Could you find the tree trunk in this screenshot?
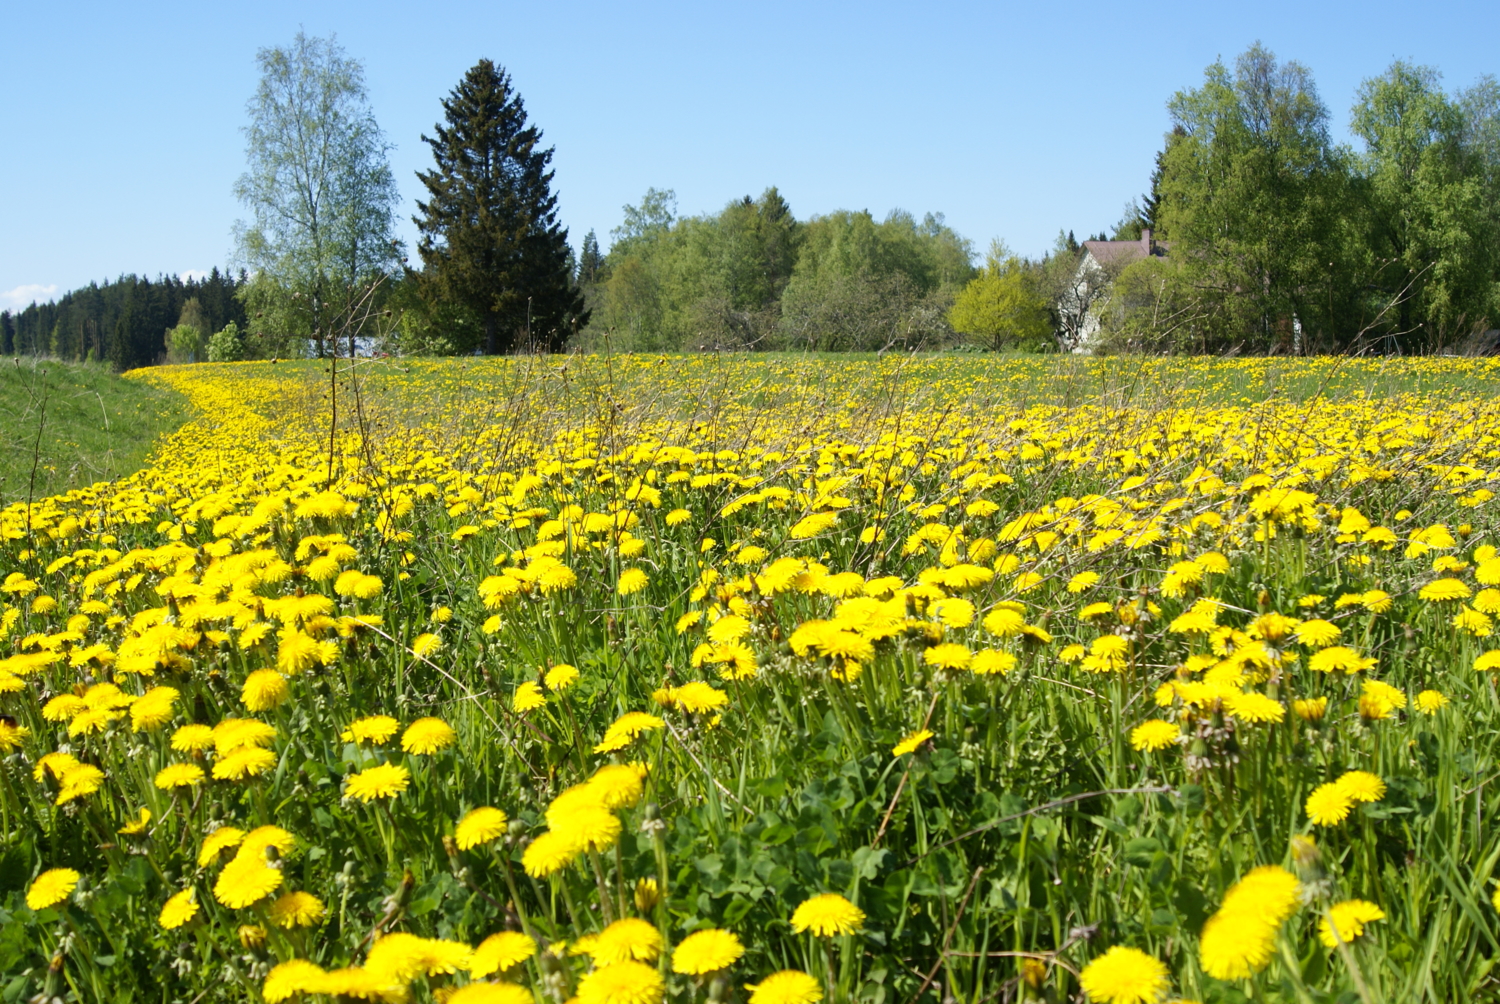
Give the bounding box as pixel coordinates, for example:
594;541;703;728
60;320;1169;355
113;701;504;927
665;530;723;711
485;311;497;355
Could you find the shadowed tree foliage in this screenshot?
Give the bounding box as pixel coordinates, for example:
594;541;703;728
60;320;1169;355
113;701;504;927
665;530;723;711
414;59;585;354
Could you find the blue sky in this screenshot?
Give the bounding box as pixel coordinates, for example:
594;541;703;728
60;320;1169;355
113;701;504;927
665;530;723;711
2;0;1495;312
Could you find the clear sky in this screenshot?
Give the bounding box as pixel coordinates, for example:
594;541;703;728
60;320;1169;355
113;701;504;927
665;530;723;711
2;0;1495;312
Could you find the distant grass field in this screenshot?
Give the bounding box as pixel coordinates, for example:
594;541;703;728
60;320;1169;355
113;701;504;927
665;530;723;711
0;357;189;505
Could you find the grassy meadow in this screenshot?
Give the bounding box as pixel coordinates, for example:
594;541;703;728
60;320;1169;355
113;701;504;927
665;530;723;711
1;352;1499;1004
0;357;189;506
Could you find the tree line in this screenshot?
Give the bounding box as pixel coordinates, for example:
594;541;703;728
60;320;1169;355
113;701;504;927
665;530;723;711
0;269;249;369
567;189;975;352
965;44;1500;355
7;39;1498;363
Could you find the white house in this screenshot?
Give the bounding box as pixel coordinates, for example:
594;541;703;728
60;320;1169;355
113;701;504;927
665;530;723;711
1059;229;1168;353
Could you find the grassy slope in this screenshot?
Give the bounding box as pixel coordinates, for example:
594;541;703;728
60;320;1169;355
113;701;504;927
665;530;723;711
0;357;188;505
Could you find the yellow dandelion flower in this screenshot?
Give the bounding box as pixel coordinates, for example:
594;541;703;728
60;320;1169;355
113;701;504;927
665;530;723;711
745;970;823;1004
970;649;1016;675
212;746;278;781
1292;697;1329;721
594;917;664;963
241;669;290;712
130;686;180;731
56;763;105;804
456;806;509;850
594;711;666;753
1199;865;1300;980
1067;571;1100;593
1318;899;1385;948
1306;783;1354;826
664;681;728;714
923;643;972;670
26;868;80;910
159;888;198;929
345;762;410;802
401;716;457;754
789;893;865;937
1335;770;1385;802
171;723;215;753
341;715;400;744
1199;908;1277;981
618;568;649;595
551;803;621;852
0;720;29;753
514;681;547;712
1130;720;1180;752
521;829;582;878
262;960;327;1003
198;827;247;867
672;928;745;975
545;663;579;691
1078;945;1170;1004
588;763;647;810
317;966;406;1000
1224;691;1284;724
1418;578;1470;602
1415;689;1449;713
1308;646;1376;674
1359;679;1406;720
365;931;473;981
118;806;151;835
577;959;665;1004
213;855;283;908
1295;619;1341;647
155;763;206;789
448;982;534;1004
212;717;277;754
267;890;326;928
470;931;538;977
635;877;661;912
892;729;934;757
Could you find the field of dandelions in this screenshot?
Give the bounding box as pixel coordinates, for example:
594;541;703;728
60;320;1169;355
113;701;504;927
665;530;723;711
2;353;1500;1004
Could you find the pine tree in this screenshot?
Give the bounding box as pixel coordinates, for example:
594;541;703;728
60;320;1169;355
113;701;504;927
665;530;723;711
578;230;603;286
414;59;585;354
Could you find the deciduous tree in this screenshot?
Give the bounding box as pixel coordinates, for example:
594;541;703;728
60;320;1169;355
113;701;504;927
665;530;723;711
233;32;399;357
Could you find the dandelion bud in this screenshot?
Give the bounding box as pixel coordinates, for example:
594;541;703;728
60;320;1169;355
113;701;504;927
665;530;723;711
634;877;660;912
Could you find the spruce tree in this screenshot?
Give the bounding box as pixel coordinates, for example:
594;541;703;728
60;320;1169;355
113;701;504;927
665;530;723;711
578;230;603;286
414;59;585;354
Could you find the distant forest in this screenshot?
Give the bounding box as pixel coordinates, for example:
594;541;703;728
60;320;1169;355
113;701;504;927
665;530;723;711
1;269;248;369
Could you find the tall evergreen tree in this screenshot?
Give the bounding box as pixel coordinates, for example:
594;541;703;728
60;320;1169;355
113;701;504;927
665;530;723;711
414;59;585;354
578;230;604;286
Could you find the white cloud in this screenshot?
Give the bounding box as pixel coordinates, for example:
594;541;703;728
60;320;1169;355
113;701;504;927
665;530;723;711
179;269;211;283
0;284;59;310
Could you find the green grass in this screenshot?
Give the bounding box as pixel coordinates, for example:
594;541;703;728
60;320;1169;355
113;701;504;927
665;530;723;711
0;357;189;506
